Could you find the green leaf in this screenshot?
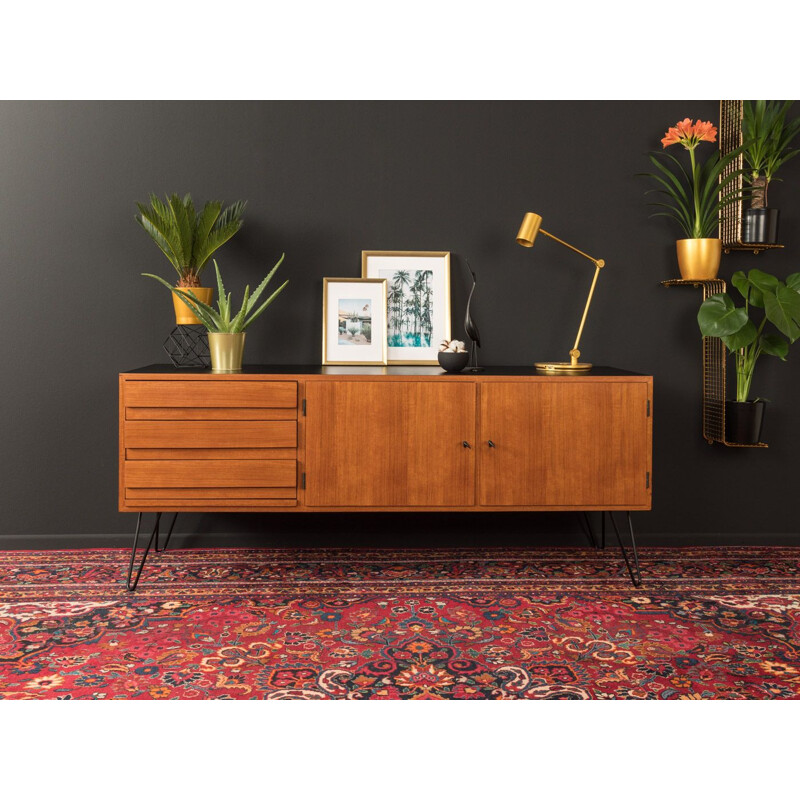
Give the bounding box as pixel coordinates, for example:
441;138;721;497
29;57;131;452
246;253;286;312
242;280;289;330
697;293;748;338
192;202;222;267
761;332;789;360
763;284;800;342
721;319;757;351
168;194;193;269
748;268;780;294
786;273;800;293
731;270;765;308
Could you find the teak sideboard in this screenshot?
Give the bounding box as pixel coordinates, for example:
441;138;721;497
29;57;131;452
119;365;653;587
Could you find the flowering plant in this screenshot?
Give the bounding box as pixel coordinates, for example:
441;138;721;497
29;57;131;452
640;118;745;239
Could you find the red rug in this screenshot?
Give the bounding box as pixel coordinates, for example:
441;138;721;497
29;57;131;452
1;547;799;699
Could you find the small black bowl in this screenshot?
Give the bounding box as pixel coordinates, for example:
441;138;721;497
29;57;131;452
438;351;469;373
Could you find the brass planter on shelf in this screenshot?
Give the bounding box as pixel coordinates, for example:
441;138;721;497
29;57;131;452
172;287;213;325
208;332;246;373
676;238;722;280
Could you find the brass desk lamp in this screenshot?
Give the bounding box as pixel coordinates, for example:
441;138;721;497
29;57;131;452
516;212;605;373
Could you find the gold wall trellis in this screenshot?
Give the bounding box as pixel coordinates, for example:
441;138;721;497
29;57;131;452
661;278;768;448
719;100;784;254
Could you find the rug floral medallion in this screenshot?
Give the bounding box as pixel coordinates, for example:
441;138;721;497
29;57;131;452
0;547;798;699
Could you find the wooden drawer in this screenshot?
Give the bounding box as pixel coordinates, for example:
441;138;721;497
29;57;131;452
124;420;296;449
125;380;297;409
125;459;296;489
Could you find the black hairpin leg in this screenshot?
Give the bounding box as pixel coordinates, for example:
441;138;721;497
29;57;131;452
607;511;641;587
126;512;178;591
580;512;599;549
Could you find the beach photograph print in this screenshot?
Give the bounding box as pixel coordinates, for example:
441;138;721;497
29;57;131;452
322;278;387;365
338;298;372;346
362;251;450;364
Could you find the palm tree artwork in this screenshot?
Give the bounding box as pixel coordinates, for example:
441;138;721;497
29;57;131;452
380;268;434;347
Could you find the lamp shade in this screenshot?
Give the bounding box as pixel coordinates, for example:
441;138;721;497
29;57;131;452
516;212;543;247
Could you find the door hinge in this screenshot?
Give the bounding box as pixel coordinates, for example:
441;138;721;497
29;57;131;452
302;472;306;490
646;471;650;489
646;399;651;417
302;398;306;416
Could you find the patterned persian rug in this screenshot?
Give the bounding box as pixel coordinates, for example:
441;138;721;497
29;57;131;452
0;547;798;700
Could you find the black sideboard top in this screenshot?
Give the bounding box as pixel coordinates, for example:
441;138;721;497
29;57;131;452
123;364;648;377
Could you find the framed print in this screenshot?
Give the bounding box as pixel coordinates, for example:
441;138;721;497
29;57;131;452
322;278;388;365
362;250;451;365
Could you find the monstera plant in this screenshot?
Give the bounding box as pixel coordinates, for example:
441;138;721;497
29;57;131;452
697;268;800;442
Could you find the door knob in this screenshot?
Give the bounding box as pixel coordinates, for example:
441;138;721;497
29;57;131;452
462;441;471;448
488;440;496;448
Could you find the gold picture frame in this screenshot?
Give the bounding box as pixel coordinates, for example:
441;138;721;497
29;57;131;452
361;250;451;365
322;278;388;366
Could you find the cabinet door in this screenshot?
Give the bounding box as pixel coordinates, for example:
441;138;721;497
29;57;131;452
305;381;476;507
479;381;651;508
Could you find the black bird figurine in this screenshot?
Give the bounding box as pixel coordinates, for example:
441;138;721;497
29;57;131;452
464;258;483;371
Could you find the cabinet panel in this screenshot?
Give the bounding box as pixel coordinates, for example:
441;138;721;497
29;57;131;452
125;459;296;489
125;420;296;449
305;381;476;507
125;380;297;409
479;382;650;507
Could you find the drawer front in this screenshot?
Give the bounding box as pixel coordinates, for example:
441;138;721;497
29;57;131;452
125;459;296;489
124;420;297;450
125;380;297;410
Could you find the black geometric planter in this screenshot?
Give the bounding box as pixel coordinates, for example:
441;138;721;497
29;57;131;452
725;400;765;444
742;208;780;244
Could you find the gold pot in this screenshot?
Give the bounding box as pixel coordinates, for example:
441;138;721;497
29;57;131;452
676;238;722;280
172;287;213;325
208;332;246;373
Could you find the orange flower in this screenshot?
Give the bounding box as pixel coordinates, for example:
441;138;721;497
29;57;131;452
661;118;718;150
661;126;682;147
693;120;717;143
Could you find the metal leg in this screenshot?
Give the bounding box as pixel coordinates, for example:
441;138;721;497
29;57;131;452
580;511;598;549
126;512;162;591
601;512;606;550
607;511;642;587
155;513;178;553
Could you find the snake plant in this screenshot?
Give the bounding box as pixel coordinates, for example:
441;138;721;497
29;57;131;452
135;193;246;287
143;256;288;333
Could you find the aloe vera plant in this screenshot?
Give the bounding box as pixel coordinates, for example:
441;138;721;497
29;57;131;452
143;256;288;333
135;193;246;287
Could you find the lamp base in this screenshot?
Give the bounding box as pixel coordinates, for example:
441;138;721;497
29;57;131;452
534;361;593;374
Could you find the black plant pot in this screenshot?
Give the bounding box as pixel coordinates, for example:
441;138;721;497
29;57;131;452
725;400;765;444
438;351;469;373
742;208;780;244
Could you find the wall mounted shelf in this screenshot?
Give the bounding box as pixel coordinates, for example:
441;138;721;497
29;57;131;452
719;100;783;255
661;278;768;448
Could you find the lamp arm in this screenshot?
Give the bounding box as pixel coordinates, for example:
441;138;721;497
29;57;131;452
539;229;604;268
570;264;602;366
538;228;605;369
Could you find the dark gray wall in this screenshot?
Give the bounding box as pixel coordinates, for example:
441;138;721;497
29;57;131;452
2;101;798;547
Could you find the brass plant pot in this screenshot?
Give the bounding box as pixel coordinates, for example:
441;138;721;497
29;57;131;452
676;238;722;281
208;332;246;373
172;287;213;325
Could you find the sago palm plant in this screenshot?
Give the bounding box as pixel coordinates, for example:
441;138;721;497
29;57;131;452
143;257;288;334
135;193;246;287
